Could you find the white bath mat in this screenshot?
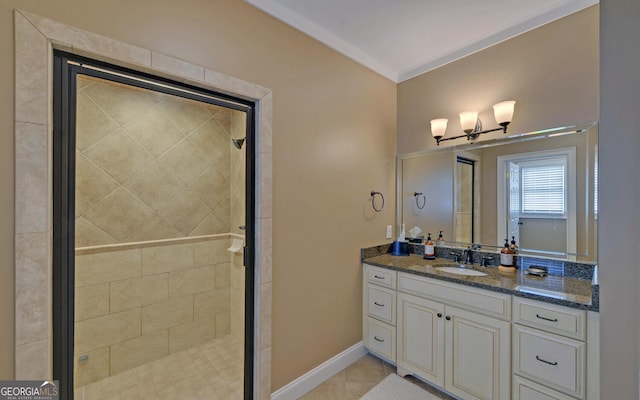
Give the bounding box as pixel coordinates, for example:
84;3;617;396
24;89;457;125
360;373;439;400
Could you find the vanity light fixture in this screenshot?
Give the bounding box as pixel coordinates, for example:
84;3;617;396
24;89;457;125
431;100;516;145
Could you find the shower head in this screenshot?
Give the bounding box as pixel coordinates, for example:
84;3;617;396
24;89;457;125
232;137;246;149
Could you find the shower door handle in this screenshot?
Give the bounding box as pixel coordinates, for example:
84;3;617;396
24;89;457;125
239;225;246;230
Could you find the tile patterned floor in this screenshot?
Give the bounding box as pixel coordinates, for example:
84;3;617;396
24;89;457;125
75;335;243;400
299;353;456;400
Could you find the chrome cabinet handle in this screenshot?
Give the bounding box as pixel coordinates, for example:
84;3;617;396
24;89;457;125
374;302;384;307
536;314;559;322
536;355;558;366
374;336;384;342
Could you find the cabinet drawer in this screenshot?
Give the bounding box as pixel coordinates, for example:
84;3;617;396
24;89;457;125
398;272;511;320
513;325;585;398
364;316;395;362
513;376;576;400
513;297;586;340
365;264;397;289
366;284;396;325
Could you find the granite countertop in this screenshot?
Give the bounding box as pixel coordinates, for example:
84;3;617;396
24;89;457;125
363;253;598;311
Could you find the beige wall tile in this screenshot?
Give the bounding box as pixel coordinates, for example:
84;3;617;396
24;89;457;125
75;248;141;287
141;296;193;334
75;217;118;248
158;139;209;185
258;347;272;400
158;98;212;135
188;213;228;236
83;187;155;241
215;311;230;337
169;265;215;298
141;243;193;275
15;13;48;125
124;161;183;212
75;92;119;151
168;317;215;354
159;189;211;235
110;274;169;312
258;153;272;220
73;346;110;387
188;165;229;210
126;216;183;243
204;68;270;100
194;288;230;320
259;282;272;351
258;217;272;284
15;339;51;380
74;309;141;354
110;330;168;375
123;107;184;157
193;238;230;267
258;92;273;155
15;233;50;346
188;119;229;164
215;263;230;288
15;122;49;234
151;52;205;82
75;283;109;321
75;152;119;215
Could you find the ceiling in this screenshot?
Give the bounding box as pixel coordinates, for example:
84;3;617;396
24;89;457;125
245;0;598;82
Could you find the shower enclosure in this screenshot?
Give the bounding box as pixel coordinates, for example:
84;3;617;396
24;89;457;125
52;52;255;400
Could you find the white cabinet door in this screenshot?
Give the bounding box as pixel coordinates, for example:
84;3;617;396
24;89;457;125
396;292;445;387
445;305;511;400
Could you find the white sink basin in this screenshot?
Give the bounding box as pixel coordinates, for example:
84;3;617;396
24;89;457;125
436;266;488;277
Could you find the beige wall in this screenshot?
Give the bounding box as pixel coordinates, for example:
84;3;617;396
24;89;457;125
397;6;599;155
0;0;397;389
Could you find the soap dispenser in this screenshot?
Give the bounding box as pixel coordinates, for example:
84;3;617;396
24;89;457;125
424;233;435;260
499;239;515;273
437;230;444;246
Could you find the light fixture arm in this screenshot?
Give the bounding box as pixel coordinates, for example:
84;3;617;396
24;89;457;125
435;124;507;145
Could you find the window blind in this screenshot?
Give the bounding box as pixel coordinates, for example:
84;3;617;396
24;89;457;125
520;160;566;215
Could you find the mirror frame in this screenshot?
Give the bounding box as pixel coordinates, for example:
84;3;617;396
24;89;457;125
396;122;598;261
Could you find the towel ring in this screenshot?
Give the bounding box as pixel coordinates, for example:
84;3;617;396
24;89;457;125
370;191;385;212
414;192;426;209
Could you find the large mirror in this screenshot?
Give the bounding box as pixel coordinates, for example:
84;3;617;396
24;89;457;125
397;123;598;262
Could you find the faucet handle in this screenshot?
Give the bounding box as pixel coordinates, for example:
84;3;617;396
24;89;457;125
449;251;460;263
481;255;494;267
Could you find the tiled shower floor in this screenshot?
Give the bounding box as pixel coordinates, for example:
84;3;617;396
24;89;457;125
75;335;243;400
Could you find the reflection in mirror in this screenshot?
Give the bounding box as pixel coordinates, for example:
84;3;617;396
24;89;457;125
397;123;598;262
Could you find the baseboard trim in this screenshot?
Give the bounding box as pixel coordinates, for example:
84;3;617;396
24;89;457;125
271;341;367;400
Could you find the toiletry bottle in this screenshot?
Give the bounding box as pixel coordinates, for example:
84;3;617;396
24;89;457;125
499;239;515;273
510;236;518;267
510;236;518;254
437;230;444;246
424;233;435;259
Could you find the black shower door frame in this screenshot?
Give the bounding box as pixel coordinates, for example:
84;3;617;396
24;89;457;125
52;50;256;400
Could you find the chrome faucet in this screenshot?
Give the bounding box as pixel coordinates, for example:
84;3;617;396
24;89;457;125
463;247;473;264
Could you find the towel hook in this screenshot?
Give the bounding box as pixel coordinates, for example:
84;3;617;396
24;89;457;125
370;191;385;212
414;192;426;209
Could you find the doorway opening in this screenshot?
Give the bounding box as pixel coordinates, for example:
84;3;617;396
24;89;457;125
52;51;256;399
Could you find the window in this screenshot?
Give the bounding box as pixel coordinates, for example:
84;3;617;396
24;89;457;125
519;157;567;217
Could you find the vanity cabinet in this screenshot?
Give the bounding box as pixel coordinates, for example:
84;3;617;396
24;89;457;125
363;264;397;362
512;297;599;400
362;263;600;400
396;273;511;400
